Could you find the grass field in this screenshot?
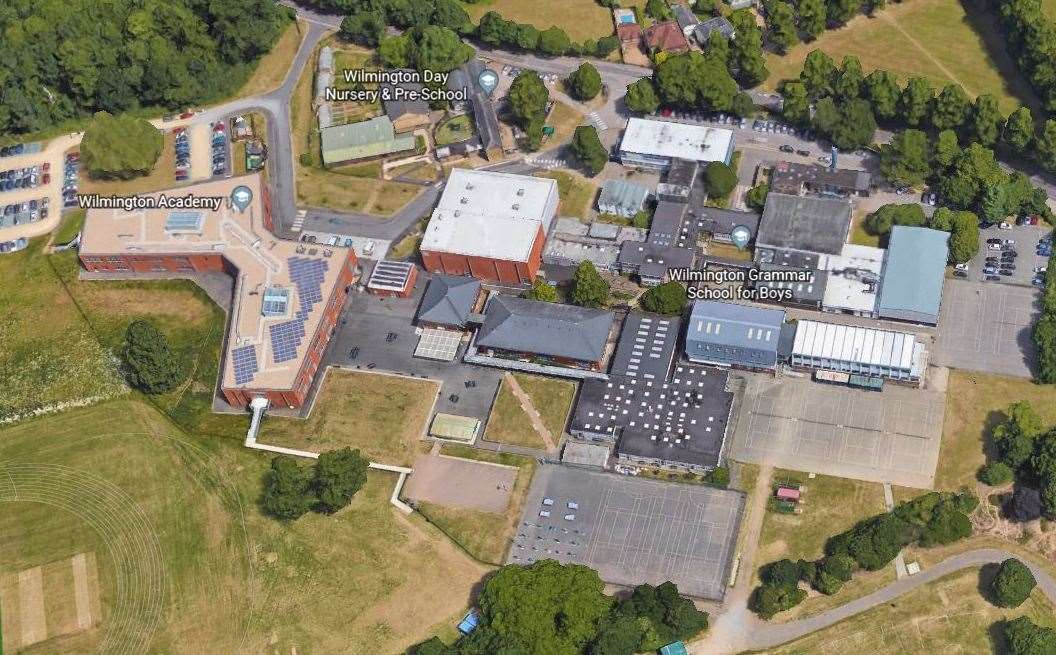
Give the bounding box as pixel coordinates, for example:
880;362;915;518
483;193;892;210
291;41;422;216
51;209;85;245
535;170;596;220
0;399;487;654
763;567;1056;654
764;0;1040;114
755;469;893;622
462;0;622;42
259;370;439;466
849;212;882;248
236;20;305;97
934;371;1056;492
547;101;586;147
418;445;538;564
435;114;476;146
484;373;575;449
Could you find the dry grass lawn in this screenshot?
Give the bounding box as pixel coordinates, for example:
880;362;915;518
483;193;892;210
484;374;575;449
464;0;619;41
535;170;596;220
755;469;893;622
934;371;1056;492
764;0;1040;114
763;568;1056;654
547;101;586;147
236;20;306;97
259;370;438;466
418;445;538;564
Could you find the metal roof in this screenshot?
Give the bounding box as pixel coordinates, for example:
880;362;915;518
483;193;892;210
319;116;415;165
878;226;949;323
610;312;681;379
621;118;734;163
477;295;614;363
791;320;917;371
367;260;415;292
598;179;650;215
685;301;785;351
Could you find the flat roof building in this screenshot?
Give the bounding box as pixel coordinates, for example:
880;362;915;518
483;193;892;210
598;180;650;218
617;240;695;286
820;243;884;316
319;115;415;165
420;169;559;285
475;295;615;370
620;118;735;171
78;174;359;410
790;320;926;381
609;312;682;380
877;226;949;325
366;259;418;298
770;161;872;198
684;301;786;370
756;192;852;257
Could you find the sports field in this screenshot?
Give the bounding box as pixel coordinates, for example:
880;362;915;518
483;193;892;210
463;0;643;42
764;567;1056;654
764;0;1039;114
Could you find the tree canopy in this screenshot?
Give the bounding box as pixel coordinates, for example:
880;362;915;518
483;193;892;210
122;319;184;394
991;558;1037;608
625;78;661;114
261;456;316;520
572;261;610;308
81;112;163;180
863;203;926;236
639;282;688;315
313;448;369;514
571;125;608;176
568;62;603;101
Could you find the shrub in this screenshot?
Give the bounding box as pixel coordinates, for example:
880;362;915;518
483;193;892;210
990;558;1037;608
122;319;184;394
979;461;1014;486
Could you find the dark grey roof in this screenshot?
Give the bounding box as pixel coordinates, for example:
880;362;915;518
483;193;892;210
693;16;735;43
686;206;760;239
648;201;688;247
477;295;614;362
770;161;872;196
417;275;481;327
755;247;820;270
666;158;699;189
609;312;681;379
618;241;695;277
450;60;502;151
754;264;828;305
380;69;430;120
757;193;852;256
674;4;700;29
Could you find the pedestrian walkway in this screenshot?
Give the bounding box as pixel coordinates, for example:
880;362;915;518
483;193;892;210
884;483;909;578
502;373;558;453
525;156;567;169
290;210;306;232
587;111;608;132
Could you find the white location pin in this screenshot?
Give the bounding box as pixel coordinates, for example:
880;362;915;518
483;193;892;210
477;69;499;97
231;186;253;212
730;225;752;250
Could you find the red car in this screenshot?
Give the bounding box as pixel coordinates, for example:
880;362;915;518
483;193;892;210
41;162;50;172
213;123;225;133
42;173;50;185
660;107;673;117
179;111;194;119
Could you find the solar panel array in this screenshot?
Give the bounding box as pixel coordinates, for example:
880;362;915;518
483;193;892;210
232;345;259;385
268;257;329;363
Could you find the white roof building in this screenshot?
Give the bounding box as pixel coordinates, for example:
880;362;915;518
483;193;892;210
421;169;560;262
619;118;735;170
820;243;886;316
790;320;926;381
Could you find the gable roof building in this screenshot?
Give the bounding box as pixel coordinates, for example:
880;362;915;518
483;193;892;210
674;4;700;32
416;275;482;328
319;115;415;165
476;295;615;366
684;301;786;370
693;17;736;44
598;180;651;218
380;69;431;132
878;226;949;325
643;21;691;54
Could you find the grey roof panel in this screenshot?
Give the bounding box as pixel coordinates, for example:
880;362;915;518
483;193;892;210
878;226;948;322
417;275;481;327
756;193;852;256
477;295;614;362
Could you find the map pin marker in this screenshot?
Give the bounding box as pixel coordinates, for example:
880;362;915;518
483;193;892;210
231;185;253;213
730;225;752;250
477;69;499;97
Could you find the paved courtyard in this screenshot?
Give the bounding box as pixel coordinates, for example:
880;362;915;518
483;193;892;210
933;279;1041;379
509;465;744;601
404;454;516;512
728;373;946;488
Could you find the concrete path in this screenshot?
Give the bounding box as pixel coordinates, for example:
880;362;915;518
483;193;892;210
502;373;558;453
693;548;1056;654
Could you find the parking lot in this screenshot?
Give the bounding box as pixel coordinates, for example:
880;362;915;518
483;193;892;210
933;279;1041;378
729;373;946;488
325;272;504;422
509;465;744;600
960;222;1050;287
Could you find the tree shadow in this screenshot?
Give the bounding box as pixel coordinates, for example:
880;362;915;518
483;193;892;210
977;561;1001;604
958;0;1045;117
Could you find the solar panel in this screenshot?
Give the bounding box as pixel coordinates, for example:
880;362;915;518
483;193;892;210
231;345;259;385
165;211;204;233
266;258;330;364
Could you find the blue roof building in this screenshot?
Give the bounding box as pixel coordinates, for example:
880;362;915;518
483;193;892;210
878;226;949;325
458;608;480;635
685;301;786;370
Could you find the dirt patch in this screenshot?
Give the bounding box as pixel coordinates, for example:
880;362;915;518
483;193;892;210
404;454;516;513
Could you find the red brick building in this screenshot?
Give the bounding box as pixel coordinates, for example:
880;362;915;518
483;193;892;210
366;259;418;298
78;174;358;410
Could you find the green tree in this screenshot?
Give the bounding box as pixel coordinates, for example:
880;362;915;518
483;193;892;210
799;50;836;99
827;0;863;25
572;261;610;308
639;282;688;315
939;143;1004;210
782;81;810;125
508;70;549;131
705;29;730;65
655;52;737;111
746;183;769;210
760;559;801;587
646;0;673;19
728;10;769;85
993;401;1045;472
478;11;516;45
568;62;603;101
703;161;738;198
476;560;613;653
571;125;608;175
625;78;661;114
260;456;316;520
313;448;369;514
1003;616;1056;655
432;0;474;34
1043;476;1056;520
991;558;1037;608
409;636;458;655
748;582;806;619
538;26;572;55
615;582;708;648
947;210;980;264
413;25;473;73
899;77;934;128
880;129;931;187
81;112;163;180
767;1;799;53
513;23;541;50
1036;120;1056;173
525;279;558;302
798;0;827;40
978;461;1015;486
122;319;184;394
340;11;386;47
933;129;962;172
834;55;864;101
980;183;1010;224
378;34;413;68
1003;106;1036;154
730;92;755;117
590;612;643;655
596;35;620;58
971;94;1004;146
863;203;926;236
930;83;970;132
864;70;900;122
1037;314;1056;384
812;97;876;150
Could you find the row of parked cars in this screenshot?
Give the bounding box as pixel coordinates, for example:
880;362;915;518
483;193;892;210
1036;235;1052;288
63;153;79;208
1;197;49;227
0;142;40;158
175;127;191;181
210;122;229;178
0;164;46;193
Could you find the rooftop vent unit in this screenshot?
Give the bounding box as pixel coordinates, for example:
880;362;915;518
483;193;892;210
460;197;469;204
516;188;525;196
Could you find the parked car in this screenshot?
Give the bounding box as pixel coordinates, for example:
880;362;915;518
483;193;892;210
953;270;969;279
986;274;1001;281
796;149;810;156
955;262;970;271
779;144;795;153
999;222;1013;230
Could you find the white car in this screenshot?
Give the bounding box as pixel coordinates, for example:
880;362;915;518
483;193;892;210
1036;266;1048;274
988;243;1003;251
955;263;970;271
539;510;551;518
999;222;1013;230
542;498;554;506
